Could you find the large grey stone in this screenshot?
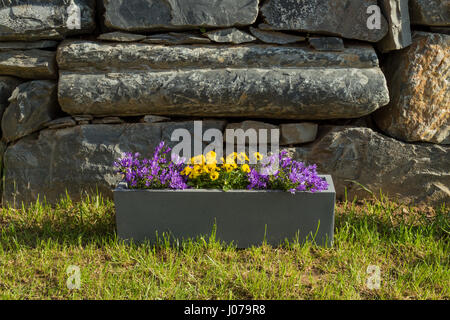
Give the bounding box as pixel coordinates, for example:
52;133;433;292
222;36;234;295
378;0;412;53
103;0;259;31
0;76;23;125
57;41;388;120
260;0;389;42
410;0;450;26
0;0;96;40
58;68;389;120
225;121;279;146
292;126;450;206
0;49;57;79
374;32;449;144
2;80;61;143
2;121;226;205
280;123;318;145
57;41;380;71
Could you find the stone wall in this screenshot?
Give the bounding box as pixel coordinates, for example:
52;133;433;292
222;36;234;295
0;0;448;206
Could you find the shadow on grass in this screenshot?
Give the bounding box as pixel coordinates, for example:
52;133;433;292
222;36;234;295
0;192;448;250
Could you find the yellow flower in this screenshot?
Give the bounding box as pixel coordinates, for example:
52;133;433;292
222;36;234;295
181;166;192;176
225;152;237;163
193;165;203;174
205;151;217;164
223;164;233;173
190;155;205;165
241;164;251;173
237;152;249;162
210;171;219;181
253;152;263;161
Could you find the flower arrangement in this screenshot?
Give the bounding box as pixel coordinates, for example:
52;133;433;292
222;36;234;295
114;141;329;194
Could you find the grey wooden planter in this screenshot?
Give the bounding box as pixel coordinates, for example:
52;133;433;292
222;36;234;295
114;175;335;248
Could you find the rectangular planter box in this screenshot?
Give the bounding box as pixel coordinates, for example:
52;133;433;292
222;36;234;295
114;175;335;248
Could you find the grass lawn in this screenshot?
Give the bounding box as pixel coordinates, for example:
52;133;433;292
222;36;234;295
0;193;448;300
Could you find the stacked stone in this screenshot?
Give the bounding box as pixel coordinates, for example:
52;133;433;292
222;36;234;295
0;0;448;206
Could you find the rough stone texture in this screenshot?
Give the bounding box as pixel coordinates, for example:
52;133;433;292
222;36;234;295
2;81;61;143
2;121;226;205
249;27;305;44
378;0;412;53
57;41;388;119
0;0;96;41
0;49;57;79
309;37;345;51
0;76;23;125
292;126;450;206
205;28;256;44
280;123;318;145
57;41;380;71
59;68;389;120
410;0;450;27
0;41;59;50
374;32;449;144
104;0;259;31
142;32;211;44
260;0;389;42
98;32;147;42
44;117;77;130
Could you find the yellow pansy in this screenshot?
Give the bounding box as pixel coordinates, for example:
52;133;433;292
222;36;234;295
205;151;217;164
237;152;249;162
181;166;192;176
253;152;263;161
241;164;251;173
210;171;219;181
190;155;205;165
223;164;234;173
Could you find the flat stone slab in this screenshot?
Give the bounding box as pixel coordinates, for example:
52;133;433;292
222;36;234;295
98;32;147;42
142;32;211;45
250;27;305;44
58;68;389;120
0;41;59;50
205;28;256;44
260;0;389;42
309;37;345;51
410;0;450;26
0;0;96;40
0;49;57;79
57;41;388;120
104;0;259;31
44;117;77;130
292;126;450;207
57;41;380;71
